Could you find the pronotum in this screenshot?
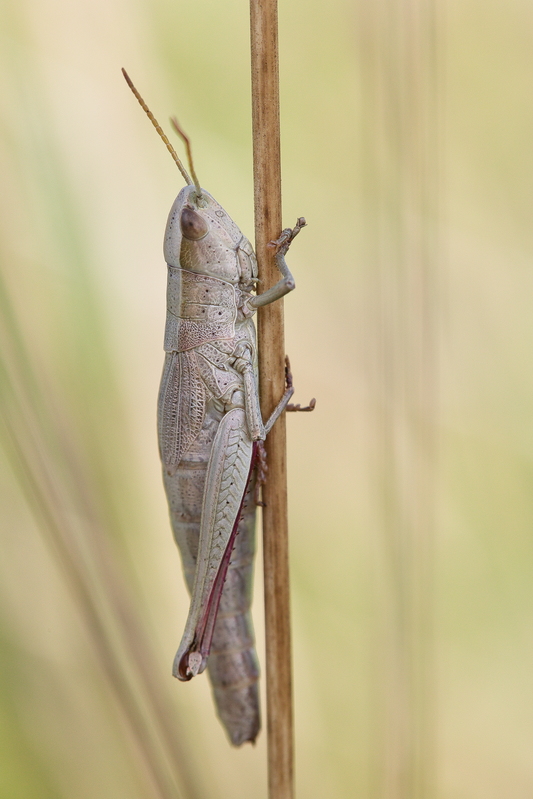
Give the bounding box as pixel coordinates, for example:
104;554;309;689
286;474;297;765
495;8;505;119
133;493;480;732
123;70;314;746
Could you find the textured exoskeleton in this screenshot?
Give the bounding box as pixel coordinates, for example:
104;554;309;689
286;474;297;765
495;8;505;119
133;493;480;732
158;184;302;745
121;68;309;747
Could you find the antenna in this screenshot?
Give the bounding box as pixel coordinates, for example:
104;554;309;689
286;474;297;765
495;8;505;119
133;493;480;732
170;116;202;199
122;68;192;186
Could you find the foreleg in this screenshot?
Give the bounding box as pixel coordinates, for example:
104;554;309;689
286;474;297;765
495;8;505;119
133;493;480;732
246;218;306;310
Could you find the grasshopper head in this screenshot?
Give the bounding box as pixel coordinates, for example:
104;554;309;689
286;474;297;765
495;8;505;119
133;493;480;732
164;185;243;270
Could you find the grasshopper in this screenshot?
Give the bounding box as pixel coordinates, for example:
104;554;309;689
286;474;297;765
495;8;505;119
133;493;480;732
123;70;314;746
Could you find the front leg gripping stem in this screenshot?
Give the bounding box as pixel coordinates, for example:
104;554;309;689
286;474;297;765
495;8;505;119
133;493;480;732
248;218;306;310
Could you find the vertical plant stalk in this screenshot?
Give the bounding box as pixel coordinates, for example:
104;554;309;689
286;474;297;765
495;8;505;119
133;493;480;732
250;3;294;799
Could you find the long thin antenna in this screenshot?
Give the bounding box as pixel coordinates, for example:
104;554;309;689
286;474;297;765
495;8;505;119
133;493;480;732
122;68;192;186
170;117;202;200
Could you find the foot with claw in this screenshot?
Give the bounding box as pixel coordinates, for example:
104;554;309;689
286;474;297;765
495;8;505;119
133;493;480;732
287;399;316;412
268;217;307;256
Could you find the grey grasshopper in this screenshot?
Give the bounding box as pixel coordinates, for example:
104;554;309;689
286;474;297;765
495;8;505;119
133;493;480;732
123;70;314;746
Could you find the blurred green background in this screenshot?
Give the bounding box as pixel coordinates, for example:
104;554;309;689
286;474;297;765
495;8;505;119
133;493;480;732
1;0;533;797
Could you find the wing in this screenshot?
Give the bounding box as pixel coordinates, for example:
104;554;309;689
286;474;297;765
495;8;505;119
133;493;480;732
158;350;207;472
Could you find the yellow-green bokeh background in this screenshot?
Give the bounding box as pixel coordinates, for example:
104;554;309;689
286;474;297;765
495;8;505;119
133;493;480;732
1;0;533;797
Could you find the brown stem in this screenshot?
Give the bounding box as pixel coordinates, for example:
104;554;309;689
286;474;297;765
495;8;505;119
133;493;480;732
250;3;294;799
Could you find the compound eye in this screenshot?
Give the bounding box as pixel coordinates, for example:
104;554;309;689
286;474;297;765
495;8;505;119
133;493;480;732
181;207;209;240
